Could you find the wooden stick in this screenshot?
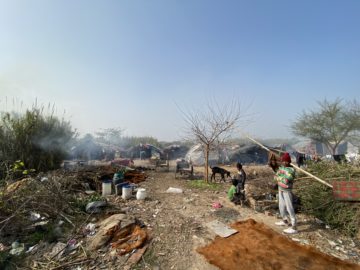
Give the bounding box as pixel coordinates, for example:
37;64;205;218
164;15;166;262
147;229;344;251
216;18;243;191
245;135;333;189
291;164;333;188
50;258;92;270
297;176;346;181
60;213;75;228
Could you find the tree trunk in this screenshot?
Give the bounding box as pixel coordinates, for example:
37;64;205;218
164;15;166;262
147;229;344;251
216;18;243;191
204;145;209;183
325;142;337;156
330;142;338;155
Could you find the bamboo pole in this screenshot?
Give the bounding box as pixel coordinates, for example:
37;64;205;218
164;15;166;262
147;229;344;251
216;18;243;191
291;163;333;188
245;135;333;189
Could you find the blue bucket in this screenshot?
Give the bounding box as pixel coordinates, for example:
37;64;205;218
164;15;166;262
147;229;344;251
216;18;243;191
115;182;129;195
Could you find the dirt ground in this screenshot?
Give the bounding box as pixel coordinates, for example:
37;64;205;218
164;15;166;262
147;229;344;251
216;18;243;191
21;161;360;270
105;161;360;270
199;219;360;270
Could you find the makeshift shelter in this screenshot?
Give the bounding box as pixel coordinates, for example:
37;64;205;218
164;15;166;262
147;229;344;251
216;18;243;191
163;145;189;160
185;143;270;165
123;144;165;159
292;139;359;156
185;144;219;166
227;144;269;164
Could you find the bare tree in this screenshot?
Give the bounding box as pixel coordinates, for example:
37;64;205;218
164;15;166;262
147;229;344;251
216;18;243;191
180;100;247;182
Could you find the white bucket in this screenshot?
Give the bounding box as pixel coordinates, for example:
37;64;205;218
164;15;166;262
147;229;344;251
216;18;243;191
136;188;147;200
102;181;112;196
122;186;132;200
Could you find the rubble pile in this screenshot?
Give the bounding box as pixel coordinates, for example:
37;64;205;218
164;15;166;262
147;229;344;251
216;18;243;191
0;163;150;269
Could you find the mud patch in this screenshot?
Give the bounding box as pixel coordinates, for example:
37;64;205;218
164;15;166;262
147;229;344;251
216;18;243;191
198;219;360;270
213;207;241;223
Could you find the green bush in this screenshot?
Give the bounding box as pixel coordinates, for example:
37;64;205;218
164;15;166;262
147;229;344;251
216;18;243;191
295;161;360;236
71;193;105;212
0;107;75;179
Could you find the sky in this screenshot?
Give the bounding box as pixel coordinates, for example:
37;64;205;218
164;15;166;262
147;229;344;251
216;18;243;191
0;0;359;141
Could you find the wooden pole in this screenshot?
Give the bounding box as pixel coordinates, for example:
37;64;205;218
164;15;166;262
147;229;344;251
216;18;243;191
291;163;333;188
245;135;333;189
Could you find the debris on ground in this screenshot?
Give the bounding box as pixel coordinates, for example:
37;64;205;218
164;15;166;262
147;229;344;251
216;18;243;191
166;187;183;193
9;242;25;256
109;223;148;255
85;201;107;214
205;220;237;238
212;202;223;209
1;162;359;270
87;214;130;251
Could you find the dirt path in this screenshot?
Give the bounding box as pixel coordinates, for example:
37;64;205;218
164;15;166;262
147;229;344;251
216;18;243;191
120;167;360;270
121;170;218;269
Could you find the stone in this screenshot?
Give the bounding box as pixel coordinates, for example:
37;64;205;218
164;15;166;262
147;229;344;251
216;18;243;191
328;240;337;247
206;220;238;238
86;201;107;214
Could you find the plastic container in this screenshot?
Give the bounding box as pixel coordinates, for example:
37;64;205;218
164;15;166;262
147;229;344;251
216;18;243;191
115;182;129;196
136;188;147;200
122;185;132;200
102;180;112;196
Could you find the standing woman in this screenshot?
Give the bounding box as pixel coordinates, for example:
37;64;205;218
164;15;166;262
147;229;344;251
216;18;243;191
274;153;298;234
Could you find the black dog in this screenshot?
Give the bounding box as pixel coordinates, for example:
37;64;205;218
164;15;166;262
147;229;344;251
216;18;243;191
210;166;231;182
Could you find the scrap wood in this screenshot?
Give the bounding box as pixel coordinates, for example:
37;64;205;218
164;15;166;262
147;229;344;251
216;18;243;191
5;178;33;194
109;224;148;255
123;243;150;270
124;170;147;184
87;214;128;251
125;171;147;178
50;258;93;270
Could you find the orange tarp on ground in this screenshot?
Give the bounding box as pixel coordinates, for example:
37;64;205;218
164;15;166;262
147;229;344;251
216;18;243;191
198;219;360;270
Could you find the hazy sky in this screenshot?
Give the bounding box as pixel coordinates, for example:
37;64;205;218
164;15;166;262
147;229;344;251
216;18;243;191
0;1;359;141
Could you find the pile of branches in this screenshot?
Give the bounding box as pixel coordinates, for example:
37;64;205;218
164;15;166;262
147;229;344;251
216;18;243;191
295;161;360;237
0;175;84;237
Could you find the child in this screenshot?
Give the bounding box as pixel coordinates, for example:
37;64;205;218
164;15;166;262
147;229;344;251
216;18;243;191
228;179;242;204
274;152;297;234
235;162;246;191
228;162;247;205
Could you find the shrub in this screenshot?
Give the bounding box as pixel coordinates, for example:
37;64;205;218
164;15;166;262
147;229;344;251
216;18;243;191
295;161;360;236
0;107;75;180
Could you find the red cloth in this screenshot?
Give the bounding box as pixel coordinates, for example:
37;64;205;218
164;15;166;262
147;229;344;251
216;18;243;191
212;202;223;209
281;152;291;163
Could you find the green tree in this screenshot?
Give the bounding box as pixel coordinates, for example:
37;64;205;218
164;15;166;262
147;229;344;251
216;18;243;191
120;136;162;149
291;99;360;155
95;127;123;146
